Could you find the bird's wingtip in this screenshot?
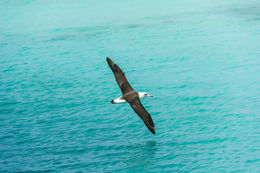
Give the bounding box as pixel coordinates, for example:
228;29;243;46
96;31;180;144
152;129;156;135
106;57;113;64
149;126;156;134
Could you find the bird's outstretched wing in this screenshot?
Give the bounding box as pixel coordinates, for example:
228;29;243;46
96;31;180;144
129;98;155;134
106;57;134;95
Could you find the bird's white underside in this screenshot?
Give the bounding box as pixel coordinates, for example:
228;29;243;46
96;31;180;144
112;92;150;104
112;96;127;103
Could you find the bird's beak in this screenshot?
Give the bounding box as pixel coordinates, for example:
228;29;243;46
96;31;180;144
147;94;153;97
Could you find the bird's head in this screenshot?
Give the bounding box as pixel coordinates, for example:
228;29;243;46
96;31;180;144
138;92;153;98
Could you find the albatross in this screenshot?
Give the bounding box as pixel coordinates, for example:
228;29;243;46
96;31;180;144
106;57;155;134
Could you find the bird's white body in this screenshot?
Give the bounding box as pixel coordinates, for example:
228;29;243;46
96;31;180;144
112;96;126;104
111;92;152;104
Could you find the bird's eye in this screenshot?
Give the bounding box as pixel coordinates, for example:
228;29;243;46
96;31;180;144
145;94;147;96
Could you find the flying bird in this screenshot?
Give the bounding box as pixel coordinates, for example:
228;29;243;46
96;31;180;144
106;57;155;134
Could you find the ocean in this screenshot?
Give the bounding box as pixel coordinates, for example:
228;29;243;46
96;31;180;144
0;0;260;172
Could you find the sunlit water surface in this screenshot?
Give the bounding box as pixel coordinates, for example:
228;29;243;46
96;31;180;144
0;0;260;172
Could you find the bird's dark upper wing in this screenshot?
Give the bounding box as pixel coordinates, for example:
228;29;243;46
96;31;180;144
129;98;155;134
106;57;134;94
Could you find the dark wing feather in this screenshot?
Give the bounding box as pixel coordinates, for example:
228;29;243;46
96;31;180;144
129;98;155;134
106;57;134;95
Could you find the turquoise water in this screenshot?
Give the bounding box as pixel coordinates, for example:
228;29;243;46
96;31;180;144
1;0;260;172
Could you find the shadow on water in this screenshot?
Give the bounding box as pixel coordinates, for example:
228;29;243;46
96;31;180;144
122;140;157;170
